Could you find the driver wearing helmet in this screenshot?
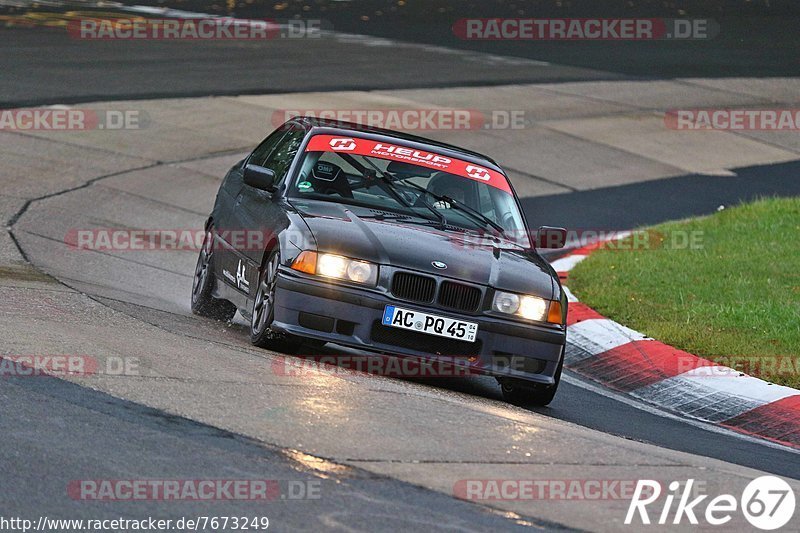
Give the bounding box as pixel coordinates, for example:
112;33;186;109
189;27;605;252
427;172;474;209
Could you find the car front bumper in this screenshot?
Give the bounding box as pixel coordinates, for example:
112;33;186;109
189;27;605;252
272;270;566;385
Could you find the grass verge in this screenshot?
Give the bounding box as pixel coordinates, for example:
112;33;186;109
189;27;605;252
568;197;800;389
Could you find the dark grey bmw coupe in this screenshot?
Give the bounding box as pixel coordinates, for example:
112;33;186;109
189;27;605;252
191;117;568;405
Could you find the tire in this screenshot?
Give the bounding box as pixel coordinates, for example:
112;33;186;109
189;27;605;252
499;355;563;407
250;250;303;352
191;229;237;321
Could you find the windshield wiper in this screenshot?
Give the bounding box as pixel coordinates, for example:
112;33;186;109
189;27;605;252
337;153;410;208
394;179;507;238
357;160;447;229
357;213;443;227
443;196;508;239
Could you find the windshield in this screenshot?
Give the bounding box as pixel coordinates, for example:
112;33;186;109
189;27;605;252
288;135;529;246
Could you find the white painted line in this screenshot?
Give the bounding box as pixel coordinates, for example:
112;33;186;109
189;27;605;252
330;33;551;66
674;367;800;404
122;5;552;68
550;254;587;273
567;318;651;359
562;286;579;303
631;378;770;422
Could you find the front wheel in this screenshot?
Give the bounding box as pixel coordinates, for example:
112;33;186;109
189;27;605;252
250;250;303;352
191;229;237;321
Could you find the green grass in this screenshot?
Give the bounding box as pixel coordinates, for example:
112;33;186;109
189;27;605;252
568;197;800;389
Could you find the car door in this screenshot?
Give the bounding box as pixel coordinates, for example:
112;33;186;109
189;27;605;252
221;125;307;302
215;126;288;236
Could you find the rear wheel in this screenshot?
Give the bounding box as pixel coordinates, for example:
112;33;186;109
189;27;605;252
499;356;563;407
191;229;237;321
250;250;303;352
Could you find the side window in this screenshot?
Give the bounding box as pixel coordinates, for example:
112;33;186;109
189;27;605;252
248;128;289;168
263;128;306;183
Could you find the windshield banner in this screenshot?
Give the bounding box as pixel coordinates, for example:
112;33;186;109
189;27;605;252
305;134;512;194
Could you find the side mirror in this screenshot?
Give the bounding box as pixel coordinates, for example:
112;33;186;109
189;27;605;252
243;164;276;192
535;226;568;249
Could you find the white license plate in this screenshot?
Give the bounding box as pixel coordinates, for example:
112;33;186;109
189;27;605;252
381;305;478;342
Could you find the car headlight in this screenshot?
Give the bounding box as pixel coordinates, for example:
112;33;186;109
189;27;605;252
291;251;378;286
492;290;562;324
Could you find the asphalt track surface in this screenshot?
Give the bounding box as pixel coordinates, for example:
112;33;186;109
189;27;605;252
3;3;800;530
0;26;611;108
3;372;541;531
5;135;800;529
3;2;799;107
522;160;800;230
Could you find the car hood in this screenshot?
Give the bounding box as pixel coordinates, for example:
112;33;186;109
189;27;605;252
290;199;556;299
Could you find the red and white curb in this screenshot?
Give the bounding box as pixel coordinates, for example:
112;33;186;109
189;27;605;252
552;243;800;449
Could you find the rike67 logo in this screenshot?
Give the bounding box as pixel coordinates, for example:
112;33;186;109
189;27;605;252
626;477;795;530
